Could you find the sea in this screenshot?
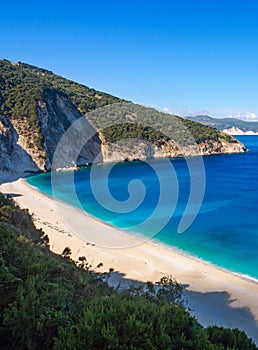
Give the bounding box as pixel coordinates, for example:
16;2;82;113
27;136;258;280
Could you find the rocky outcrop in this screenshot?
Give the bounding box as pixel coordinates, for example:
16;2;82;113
198;138;247;155
37;93;102;170
100;136;247;163
101;140;157;163
0;114;40;184
0;93;103;183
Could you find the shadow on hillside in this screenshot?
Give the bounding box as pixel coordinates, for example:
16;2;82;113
3;193;22;198
107;270;258;345
184;287;258;344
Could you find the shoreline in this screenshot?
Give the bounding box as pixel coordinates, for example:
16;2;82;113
38;178;258;285
1;178;258;343
24;178;258;285
19;178;258;285
150;237;258;285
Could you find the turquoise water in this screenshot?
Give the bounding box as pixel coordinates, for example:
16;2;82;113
27;136;258;280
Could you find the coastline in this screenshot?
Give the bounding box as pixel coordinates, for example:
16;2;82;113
0;178;258;343
11;177;258;285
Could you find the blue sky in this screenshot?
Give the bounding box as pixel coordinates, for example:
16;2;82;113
1;0;258;120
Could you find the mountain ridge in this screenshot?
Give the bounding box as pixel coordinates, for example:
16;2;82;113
185;115;258;135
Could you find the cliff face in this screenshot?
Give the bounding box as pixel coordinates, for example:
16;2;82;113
0;114;40;183
100;136;247;163
222;127;258;135
36;92;102;170
0;93;103;183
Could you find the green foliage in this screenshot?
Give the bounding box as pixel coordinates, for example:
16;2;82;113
0;59;121;160
0;193;257;349
102;122;170;146
155;275;184;304
182;118;234;143
53;294;213;350
87;102;236;147
0;194;110;349
0;61;46;153
61;246;72;259
205;326;257;350
0;59;237;164
122;275;184;306
0;60;121;118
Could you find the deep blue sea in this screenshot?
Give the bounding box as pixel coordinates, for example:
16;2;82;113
27;136;258;280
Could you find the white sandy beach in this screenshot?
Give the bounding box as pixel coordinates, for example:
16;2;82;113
1;178;258;343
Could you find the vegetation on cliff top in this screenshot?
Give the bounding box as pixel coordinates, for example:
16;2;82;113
0;59;237;161
0;59;121;155
86;102;237;146
0;193;257;349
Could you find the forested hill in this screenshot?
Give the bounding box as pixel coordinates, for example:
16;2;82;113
0;193;257;349
0;59;246;182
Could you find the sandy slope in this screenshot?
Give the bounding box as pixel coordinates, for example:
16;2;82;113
1;178;258;344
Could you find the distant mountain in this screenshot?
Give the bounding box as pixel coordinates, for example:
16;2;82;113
0;60;247;182
185;115;258;135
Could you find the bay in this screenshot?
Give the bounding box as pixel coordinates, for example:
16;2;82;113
27;136;258;280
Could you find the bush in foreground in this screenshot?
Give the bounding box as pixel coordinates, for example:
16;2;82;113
0;193;257;349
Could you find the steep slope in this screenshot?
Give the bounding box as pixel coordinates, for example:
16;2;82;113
0;114;40;182
0;60;247;182
185;115;258;134
0;59;120;180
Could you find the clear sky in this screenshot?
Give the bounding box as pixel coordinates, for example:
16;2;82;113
1;0;258;120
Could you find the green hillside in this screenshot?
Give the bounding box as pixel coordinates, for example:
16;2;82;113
0;59;237;158
87;102;237;146
0;59;121;153
0;193;257;349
